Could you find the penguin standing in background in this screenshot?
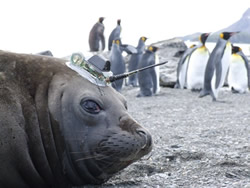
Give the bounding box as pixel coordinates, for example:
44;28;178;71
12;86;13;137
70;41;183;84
127;36;147;87
137;46;159;97
186;33;210;91
109;39;125;92
89;17;105;52
199;31;239;101
108;19;121;51
175;44;198;89
228;45;250;93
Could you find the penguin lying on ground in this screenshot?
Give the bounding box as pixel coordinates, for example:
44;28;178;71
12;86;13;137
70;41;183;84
137;46;160;97
127;36;148;87
89;17;105;52
36;50;53;56
228;45;250;93
175;44;198;89
199;31;239;101
186;33;210;91
108;19;121;51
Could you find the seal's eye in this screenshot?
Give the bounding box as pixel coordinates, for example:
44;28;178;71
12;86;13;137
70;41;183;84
81;100;101;114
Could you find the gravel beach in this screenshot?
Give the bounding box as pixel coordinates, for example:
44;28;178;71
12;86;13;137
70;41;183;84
82;86;250;188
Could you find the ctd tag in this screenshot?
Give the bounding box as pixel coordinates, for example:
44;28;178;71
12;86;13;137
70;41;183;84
66;52;168;87
66;53;113;86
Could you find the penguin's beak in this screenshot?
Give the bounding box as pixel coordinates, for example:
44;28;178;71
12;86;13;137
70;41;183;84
230;31;240;36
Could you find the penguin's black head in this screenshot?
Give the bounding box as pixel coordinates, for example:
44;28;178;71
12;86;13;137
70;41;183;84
199;33;210;45
117;19;121;25
148;46;158;52
232;46;241;54
220;31;239;40
99;17;105;23
141;36;148;42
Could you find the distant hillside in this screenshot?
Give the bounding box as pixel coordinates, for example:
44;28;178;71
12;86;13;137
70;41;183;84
181;32;202;42
181;8;250;43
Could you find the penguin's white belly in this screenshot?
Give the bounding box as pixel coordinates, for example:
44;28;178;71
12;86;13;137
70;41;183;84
187;48;209;90
155;55;160;93
212;42;232;98
99;40;103;51
179;56;190;89
228;55;248;93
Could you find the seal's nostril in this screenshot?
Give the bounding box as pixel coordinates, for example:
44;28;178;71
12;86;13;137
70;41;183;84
136;130;149;149
137;130;147;137
137;129;153;148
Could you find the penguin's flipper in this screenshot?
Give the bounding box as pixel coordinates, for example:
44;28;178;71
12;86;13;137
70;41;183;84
151;67;158;94
215;62;222;89
120;44;138;54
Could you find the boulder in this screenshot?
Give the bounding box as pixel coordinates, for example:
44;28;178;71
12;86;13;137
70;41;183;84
151;38;187;87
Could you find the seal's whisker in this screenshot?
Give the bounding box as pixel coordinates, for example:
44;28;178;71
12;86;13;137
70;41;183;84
74;155;109;162
70;151;87;154
73;150;123;163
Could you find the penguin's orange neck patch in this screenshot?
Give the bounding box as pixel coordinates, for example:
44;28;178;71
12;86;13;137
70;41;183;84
232;53;241;60
148;46;153;51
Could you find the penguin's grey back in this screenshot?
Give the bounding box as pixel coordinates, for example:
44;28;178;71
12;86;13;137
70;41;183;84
137;38;146;54
110;42;125;91
108;25;121;51
127;37;146;86
200;38;227;97
137;50;156;96
89;22;105;51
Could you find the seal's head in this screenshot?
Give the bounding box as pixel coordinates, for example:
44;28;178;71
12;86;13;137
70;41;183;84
0;50;152;187
49;67;153;185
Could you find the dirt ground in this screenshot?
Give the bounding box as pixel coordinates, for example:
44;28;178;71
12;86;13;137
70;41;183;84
82;86;250;188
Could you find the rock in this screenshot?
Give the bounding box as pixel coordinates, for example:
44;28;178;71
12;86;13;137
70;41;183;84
151;38;187;88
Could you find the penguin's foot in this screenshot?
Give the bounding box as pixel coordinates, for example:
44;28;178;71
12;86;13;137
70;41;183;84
212;98;231;104
191;88;202;92
199;90;209;98
136;93;152;97
231;87;238;93
174;83;180;89
231;87;247;94
136;93;142;97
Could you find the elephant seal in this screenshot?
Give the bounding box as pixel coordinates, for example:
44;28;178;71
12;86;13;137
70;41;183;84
0;50;152;188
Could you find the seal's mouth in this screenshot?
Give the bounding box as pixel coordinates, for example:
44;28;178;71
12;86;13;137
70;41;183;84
70;130;152;185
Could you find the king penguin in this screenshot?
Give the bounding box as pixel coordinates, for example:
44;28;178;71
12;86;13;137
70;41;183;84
89;17;105;52
127;36;148;87
137;46;160;97
175;44;198;89
109;38;126;92
186;33;210;91
108;19;121;51
228;45;250;93
199;31;239;101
